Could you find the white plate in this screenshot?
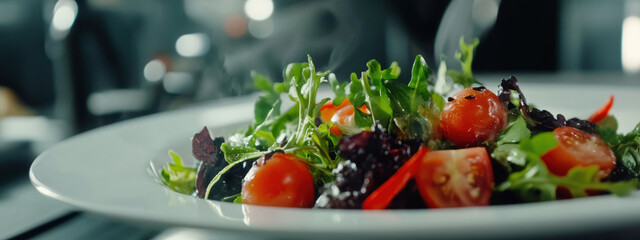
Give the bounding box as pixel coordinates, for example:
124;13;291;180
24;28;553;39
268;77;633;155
30;83;640;239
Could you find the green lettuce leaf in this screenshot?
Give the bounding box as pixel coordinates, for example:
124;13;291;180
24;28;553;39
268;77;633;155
160;151;197;195
496;132;638;202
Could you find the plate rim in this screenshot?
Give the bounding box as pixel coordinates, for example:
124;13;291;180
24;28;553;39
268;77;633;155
29;83;640;238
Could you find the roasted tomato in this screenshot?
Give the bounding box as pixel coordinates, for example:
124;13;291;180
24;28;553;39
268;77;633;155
415;147;494;208
440;87;507;147
241;152;315;208
541;126;616;179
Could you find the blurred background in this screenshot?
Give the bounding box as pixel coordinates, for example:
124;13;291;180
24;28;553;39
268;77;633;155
1;0;640;239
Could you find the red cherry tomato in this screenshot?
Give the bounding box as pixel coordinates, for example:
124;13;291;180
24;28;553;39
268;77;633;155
541;126;616;179
241;153;315;208
440;87;507;147
320;100;351;123
415;147;494;208
319;99;369;135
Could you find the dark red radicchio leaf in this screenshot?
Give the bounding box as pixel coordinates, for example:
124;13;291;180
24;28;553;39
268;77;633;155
192;127;252;200
314;125;424;209
498;76;596;134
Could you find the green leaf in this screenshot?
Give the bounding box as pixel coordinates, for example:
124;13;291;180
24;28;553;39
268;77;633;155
359;61;394;128
270;103;299;139
220;194;241;202
496;133;638;202
329;73;347;106
446;37;481;88
160;151;197;195
433;60;453;95
456;37;479;76
610;121;640;176
492;143;527;167
233;195;243;204
432;92;446;111
384;79;416;115
254;130;277;148
520;132;557;156
274;82;288;93
409;55;432;90
313;98;332;118
284;62;308;89
220;143;266;164
381;61;401;79
353;107;374;128
251;71;274;93
498;116;531;145
598;126;620;146
253;97;281;129
408;55;432;102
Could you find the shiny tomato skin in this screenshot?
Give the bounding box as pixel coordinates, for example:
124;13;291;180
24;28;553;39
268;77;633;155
319;99;369;135
415;147;494;208
541;126;616;179
320;100;350;123
241;153;315;208
440;87;507;147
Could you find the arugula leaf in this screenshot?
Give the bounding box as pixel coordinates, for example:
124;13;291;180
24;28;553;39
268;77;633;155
408;55;432;102
497;116;531;145
446;37;481;88
346;73;371;128
277;62;308;95
220;143;267;164
433;60;454;96
609;122;640;178
492;116;532;172
329;73;347;106
431;92;446;111
496;132;638;201
220;193;241;202
251;71;280;125
251;71;274;93
160;151;197;195
363;60;394;128
492;144;527;167
344;60;399;129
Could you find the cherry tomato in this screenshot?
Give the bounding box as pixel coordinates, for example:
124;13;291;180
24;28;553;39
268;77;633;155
440;87;507;147
319;100;351;123
319;99;369;135
241;153;315;208
541;126;616;179
415;147;494;208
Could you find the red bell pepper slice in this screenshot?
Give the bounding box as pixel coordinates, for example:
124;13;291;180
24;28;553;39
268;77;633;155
587;95;614;124
362;146;429;210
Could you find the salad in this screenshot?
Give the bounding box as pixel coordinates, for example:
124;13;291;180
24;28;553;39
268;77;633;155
160;38;640;209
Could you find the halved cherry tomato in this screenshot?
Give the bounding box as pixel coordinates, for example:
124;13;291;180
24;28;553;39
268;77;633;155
587;95;614;124
319;99;369;135
320;100;351;123
415;147;494;208
329;125;342;136
362;146;430;210
440;87;507;147
241;153;315;208
541;126;616;179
